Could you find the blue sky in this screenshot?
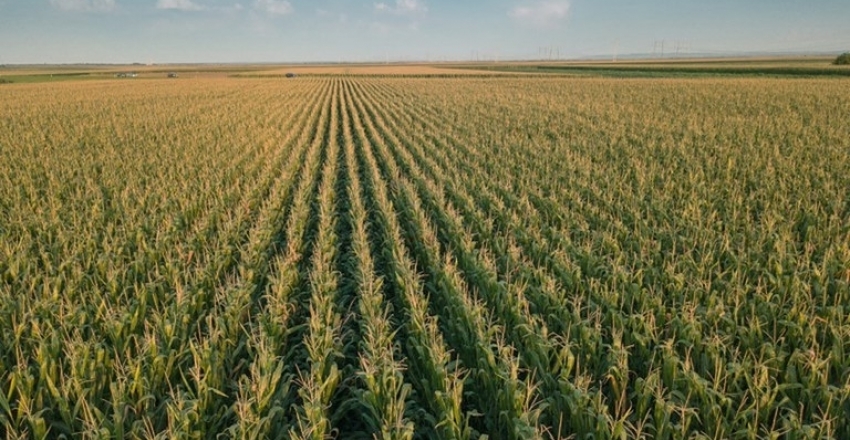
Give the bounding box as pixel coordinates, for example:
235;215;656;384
0;0;848;63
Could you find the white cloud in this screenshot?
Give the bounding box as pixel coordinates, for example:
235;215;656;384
50;0;115;12
374;0;426;15
156;0;204;11
509;1;570;27
254;0;292;15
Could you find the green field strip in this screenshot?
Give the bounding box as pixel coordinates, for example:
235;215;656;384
338;79;416;440
176;80;327;341
248;78;335;436
360;85;616;437
344;79;448;439
359;78;620;437
151;95;325;436
344;79;473;440
288;79;350;439
207;81;336;436
116;81;328;436
233;79;337;437
350;81;546;439
318;79;373;438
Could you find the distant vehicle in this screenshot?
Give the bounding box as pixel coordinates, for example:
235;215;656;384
285;72;297;78
167;72;178;78
115;72;138;78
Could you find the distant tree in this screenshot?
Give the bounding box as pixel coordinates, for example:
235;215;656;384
0;78;12;84
834;53;850;65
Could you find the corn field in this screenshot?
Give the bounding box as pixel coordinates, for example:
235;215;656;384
1;75;849;439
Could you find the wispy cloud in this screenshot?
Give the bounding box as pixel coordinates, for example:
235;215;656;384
374;0;426;15
156;0;204;11
50;0;115;12
509;1;570;27
254;0;292;15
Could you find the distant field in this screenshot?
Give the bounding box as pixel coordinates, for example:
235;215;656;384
1;70;849;439
0;63;502;83
0;64;273;83
459;56;850;77
238;64;508;76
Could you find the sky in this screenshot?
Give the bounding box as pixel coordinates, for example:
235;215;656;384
0;0;848;64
